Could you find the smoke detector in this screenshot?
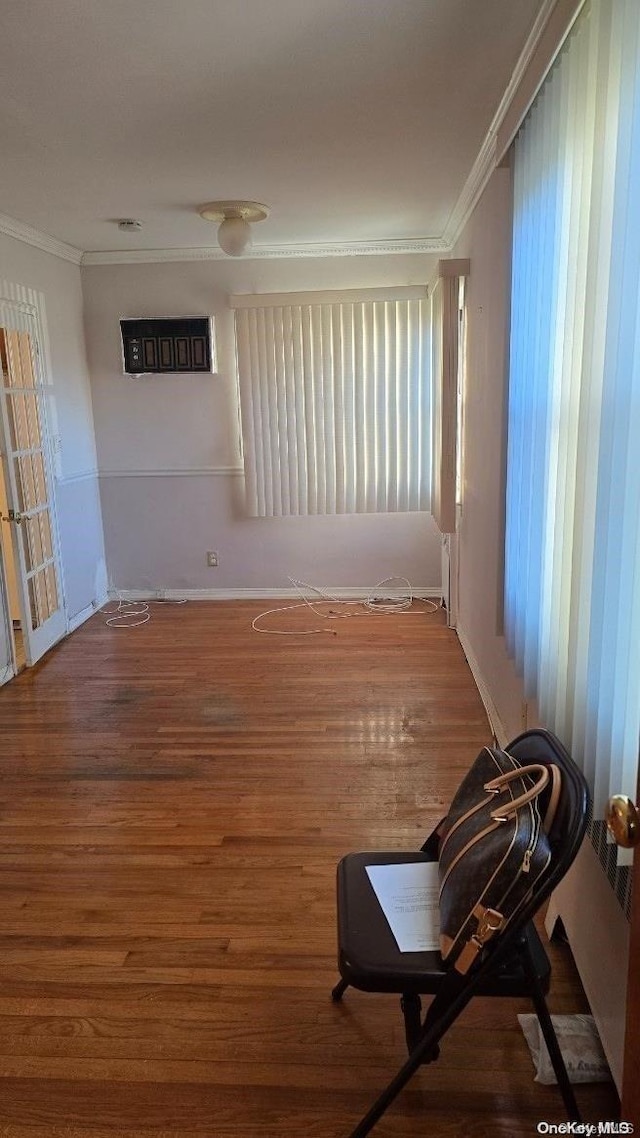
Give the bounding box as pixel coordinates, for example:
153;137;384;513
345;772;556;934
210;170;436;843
117;219;143;232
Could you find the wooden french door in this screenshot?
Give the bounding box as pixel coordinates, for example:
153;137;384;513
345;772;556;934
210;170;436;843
0;304;66;666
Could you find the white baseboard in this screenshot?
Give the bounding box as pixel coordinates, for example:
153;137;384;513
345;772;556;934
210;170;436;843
455;622;509;746
67;594;109;633
110;586;442;602
0;662;15;686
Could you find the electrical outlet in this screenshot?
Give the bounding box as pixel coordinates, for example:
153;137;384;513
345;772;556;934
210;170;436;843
206;551;219;568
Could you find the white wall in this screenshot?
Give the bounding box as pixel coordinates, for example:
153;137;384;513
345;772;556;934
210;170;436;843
82;253;442;593
453;168;525;739
0;232;106;625
452;166;628;1089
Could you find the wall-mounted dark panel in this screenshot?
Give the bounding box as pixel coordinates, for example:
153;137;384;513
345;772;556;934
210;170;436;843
120;317;213;374
143;338;158;370
191;336;207;369
175;337;190;369
159;338;174;370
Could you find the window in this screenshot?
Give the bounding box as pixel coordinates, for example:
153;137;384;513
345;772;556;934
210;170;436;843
504;0;640;853
232;287;430;516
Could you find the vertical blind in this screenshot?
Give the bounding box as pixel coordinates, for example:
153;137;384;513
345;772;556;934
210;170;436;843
232;288;430;516
505;0;640;849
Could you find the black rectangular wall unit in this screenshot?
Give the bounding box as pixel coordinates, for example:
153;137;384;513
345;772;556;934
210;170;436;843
120;317;213;374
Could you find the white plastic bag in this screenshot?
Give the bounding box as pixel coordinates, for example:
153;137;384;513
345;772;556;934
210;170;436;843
518;1013;611;1084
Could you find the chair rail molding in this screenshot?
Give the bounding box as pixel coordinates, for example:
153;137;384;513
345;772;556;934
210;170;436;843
98;466;244;478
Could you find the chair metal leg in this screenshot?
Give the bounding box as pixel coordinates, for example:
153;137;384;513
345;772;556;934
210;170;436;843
347;974;473;1138
530;986;581;1121
518;939;581;1122
400;993;422;1052
331;977;349;1002
400;993;440;1063
348;1017;444;1138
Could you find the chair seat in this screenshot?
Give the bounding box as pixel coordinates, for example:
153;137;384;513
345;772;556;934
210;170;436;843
337;850;551;996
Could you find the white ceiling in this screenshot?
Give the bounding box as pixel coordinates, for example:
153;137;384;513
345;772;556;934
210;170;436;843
0;0;543;255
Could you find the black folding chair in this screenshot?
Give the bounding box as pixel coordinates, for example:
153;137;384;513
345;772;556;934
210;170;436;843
331;729;589;1137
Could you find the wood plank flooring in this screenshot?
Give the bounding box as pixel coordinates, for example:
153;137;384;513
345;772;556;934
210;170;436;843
0;601;618;1135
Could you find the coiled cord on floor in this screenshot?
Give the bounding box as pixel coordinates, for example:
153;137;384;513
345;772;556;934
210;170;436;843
103;596;187;628
103;579;440;633
251;576;440;636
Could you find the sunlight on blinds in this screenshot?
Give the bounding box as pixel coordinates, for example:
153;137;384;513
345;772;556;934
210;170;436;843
505;0;640;857
233;288;430;516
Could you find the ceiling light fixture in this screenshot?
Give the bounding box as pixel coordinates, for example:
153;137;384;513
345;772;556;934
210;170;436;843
198;200;269;256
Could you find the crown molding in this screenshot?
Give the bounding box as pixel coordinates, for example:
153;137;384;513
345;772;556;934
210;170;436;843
0;211;83;265
442;133;499;252
0;0;563;271
0;210;445;267
442;0;560;249
81;237;449;266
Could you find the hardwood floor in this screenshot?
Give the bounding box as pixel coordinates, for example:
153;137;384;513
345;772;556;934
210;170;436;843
0;601;618;1135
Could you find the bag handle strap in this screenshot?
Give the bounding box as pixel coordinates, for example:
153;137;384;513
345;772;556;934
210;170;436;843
483;763;550;821
542;763;562;833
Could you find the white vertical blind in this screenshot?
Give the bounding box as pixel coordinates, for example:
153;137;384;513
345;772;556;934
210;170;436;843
505;0;640;848
233;289;430;516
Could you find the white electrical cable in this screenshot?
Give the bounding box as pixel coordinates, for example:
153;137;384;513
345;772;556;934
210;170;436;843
251;576;440;635
103;595;187;628
103;598;151;628
251;598;338;637
103;579;438;634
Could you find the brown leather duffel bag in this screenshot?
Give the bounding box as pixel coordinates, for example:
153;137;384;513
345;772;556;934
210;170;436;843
438;746;561;974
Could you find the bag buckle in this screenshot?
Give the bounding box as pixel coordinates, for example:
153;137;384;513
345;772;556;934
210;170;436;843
453;906;506;974
475;906;505;943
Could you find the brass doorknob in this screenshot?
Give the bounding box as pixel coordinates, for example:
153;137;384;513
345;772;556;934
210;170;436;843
606;795;640;848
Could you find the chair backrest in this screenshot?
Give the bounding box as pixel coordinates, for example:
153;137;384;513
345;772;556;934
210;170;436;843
431;728;590;1002
507;728;590;906
503;728;587;878
434;728;590;979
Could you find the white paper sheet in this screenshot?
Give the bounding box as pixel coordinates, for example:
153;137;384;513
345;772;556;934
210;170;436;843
365;861;440;952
